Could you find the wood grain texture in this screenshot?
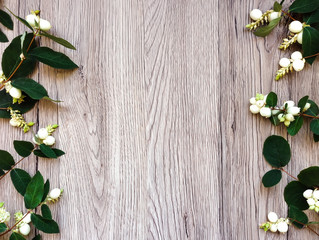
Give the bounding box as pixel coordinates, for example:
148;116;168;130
0;0;318;239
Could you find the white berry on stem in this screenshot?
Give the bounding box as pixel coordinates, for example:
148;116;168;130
250;9;263;21
289;20;303;33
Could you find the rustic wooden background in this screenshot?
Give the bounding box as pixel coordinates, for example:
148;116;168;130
0;0;319;239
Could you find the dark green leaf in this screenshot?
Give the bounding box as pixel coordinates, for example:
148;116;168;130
0;169;4;176
0;29;8;42
32;234;41;240
304;9;319;25
0;222;7;233
31;213;60;233
263;135;291;168
287;116;304;136
310;119;319;135
298;166;319;187
9;232;25;240
2;33;37;79
289;0;319;13
274;1;282;12
270;115;281;126
40;31;76;50
262;169;282;187
314;134;319;142
11;78;48;100
39;144;57;159
284;181;309;210
253;17;281;37
34;148;65;158
29;47;78;69
10;168;31;196
0;150;15;170
266;92;277;107
298;96;309;110
0;10;13;30
289;205;309;228
41;204;52;219
24;171;44;209
42;180;50;202
14;140;34;157
303;27;319;64
5;7;33;31
304;100;319;116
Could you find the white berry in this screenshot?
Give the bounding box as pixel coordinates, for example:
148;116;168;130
292;59;305;72
303;103;311;112
250;97;257;105
39;18;52;31
25;14;40;27
291;51;303;61
307;198;316;206
297;31;303;44
19;223;31;236
277;221;288;233
49;188;61;199
9;87;22;99
250;9;263;21
268;212;278;223
279;58;291;68
283;101;295;109
256;100;265;108
270;223;278;232
284;120;291;127
289;20;303;33
260;107;272;118
313;190;319;200
268;11;281;21
43;136;55;146
287;106;300;116
303;189;313;199
250;105;260;114
23;213;31;224
37;128;49;140
285;113;294;122
9;119;20;127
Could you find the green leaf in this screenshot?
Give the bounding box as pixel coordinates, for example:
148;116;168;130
0;169;4;176
284;181;309;210
9;232;25;240
0;222;7;233
41;204;52;219
14;140;34;157
269;115;280;126
303;27;319;64
42;180;50;202
0;29;8;42
287;116;304;136
39;144;57;159
253;17;281;37
262;169;282;187
304;100;319;116
0;10;13;30
31;213;60;233
29;47;78;69
289;205;308;228
34;148;65;158
0;150;15;170
24;171;44;209
263;135;291;168
310;119;319;135
10;168;31;196
5;7;33;31
298;96;309;110
266;92;277;107
274;1;282;12
2;33;37;79
40;31;76;50
314;134;319;142
11;78;48;100
304;9;319;25
298;166;319;187
289;0;319;13
32;234;41;240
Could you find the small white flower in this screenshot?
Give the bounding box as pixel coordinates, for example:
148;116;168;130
303;189;313;199
270;223;278;232
268;212;278;223
303;103;311;112
49;188;62;200
250;9;263;21
291;51;303;61
256;100;265;108
37;128;49;140
9;87;22;99
39;18;51;31
268;11;281;21
19;223;31;236
279;58;291;68
289;20;303;33
285;113;294;122
292;59;305;72
260;107;272;118
43;136;55;146
250;105;260;114
313;190;319;200
25;14;40;27
250;97;257;105
277;221;288;233
307;198;316;206
287;106;300;116
283;101;295;109
297;31;303;44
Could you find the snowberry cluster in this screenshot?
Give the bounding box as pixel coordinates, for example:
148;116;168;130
280;20;304;50
303;189;319;213
276;51;305;80
247;9;281;30
249;93;310;127
0;202;10;224
14;212;32;236
260;212;290;233
33;124;59;146
8;108;34;133
25;10;51;31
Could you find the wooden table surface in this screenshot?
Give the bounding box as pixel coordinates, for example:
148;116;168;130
0;0;319;239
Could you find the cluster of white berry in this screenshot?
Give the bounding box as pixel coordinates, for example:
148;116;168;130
303;189;319;213
247;9;281;30
33;124;59;146
0;202;10;224
260;212;290;233
280;20;304;50
276;51;305;80
25;10;51;31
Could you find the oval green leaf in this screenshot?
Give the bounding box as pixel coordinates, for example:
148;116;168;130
253;17;281;37
0;150;15;170
0;222;7;233
10;168;31;196
14;140;34;157
287;116;303;136
40;31;76;50
262;169;282;187
284;181;309;210
31;213;60;233
310;119;319;135
298;166;319;187
39;144;58;159
24;171;44;209
303;27;319;64
263;135;291;168
289;205;309;229
41;204;52;219
289;0;319;13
